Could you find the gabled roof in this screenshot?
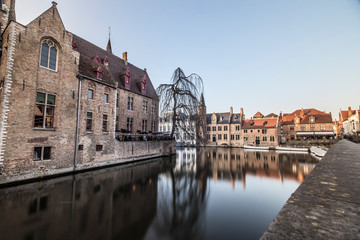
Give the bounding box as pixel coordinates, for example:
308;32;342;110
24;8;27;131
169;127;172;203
282;108;329;125
242;118;278;129
253;111;264;118
264;113;278;118
73;34;158;100
300;114;332;124
78;55;115;87
206;112;242;124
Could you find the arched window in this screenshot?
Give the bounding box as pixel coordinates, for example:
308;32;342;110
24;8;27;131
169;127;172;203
40;39;57;70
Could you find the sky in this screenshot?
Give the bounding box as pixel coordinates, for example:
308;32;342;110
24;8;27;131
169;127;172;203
16;0;360;119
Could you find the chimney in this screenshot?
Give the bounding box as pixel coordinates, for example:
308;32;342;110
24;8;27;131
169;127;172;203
348;106;352;117
230;107;233;115
122;52;128;65
300;108;304;117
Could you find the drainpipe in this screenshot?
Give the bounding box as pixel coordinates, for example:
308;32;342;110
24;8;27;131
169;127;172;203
74;74;83;170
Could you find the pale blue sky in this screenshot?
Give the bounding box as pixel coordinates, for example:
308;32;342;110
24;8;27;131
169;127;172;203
17;0;360;119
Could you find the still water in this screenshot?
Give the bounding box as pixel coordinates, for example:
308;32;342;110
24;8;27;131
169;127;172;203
0;147;318;240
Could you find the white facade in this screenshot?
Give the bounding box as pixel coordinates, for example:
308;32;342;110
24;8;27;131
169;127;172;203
159;113;197;146
342;109;360;136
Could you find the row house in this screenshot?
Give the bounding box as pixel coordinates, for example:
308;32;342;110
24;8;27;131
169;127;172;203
0;2;159;178
205;107;280;147
281;108;334;141
337;106;360;137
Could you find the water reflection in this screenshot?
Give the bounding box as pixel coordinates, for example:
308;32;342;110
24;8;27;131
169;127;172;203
0;148;318;240
0;159;173;240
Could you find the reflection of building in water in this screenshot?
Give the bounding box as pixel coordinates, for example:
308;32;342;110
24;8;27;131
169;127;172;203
175;147;197;173
196;147;317;189
0;160;169;240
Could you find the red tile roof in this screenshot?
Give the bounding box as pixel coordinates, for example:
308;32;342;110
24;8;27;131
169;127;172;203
282;108;330;125
242;118;278;129
253;111;264;118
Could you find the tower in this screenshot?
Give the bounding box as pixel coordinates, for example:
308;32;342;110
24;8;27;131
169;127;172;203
197;92;207;145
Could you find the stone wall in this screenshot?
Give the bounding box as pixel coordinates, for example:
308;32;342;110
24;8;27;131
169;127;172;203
0;140;175;185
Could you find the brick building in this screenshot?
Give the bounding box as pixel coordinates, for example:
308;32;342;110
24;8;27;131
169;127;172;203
0;1;164;182
281;108;334;140
204;106;281;147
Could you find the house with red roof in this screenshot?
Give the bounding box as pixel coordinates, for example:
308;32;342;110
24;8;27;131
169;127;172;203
281;108;334;141
338;106;360;137
205;106;280;147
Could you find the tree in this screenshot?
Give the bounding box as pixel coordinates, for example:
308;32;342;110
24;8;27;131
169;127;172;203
157;67;206;144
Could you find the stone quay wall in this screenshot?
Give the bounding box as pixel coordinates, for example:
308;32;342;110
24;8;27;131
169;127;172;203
261;140;360;240
0;140;176;186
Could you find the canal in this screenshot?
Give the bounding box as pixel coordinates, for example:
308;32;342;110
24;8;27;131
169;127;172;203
0;147;318;240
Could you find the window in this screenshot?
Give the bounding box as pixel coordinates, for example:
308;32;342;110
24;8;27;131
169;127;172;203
236;135;240;140
151;103;156;114
128;97;134;110
127;117;133;132
151;120;155;132
33;146;51;161
301;125;306;131
116;93;119;108
104;93;109;103
310;125;315;131
262;129;267;134
290;126;294;131
224;134;227;140
258;129;260;133
86;112;92;132
244;137;248;141
256;136;260;141
34;92;55;128
212;126;216;131
218;134;222;140
224;126;228;131
143;100;148;113
244;129;247;133
142;119;147;132
40;39;57;70
270;136;275;142
102;114;108;132
263;136;267;141
321;125;325;130
78;145;84;150
88;89;94;99
207;126;211;131
236;125;240;131
96;145;103;151
218;126;222;131
207;134;210;140
231;135;234;140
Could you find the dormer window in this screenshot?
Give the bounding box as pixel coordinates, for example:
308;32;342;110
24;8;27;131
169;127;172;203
40;39;57;71
96;67;102;80
141;75;147;95
93;56;101;64
125;67;131;89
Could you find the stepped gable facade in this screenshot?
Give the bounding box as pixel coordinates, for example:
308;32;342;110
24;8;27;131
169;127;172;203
204;106;280;147
281;108;334;140
0;1;160;179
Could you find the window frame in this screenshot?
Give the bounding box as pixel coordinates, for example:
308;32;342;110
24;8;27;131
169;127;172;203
33;146;51;161
86;112;93;132
34;92;56;129
40;39;58;71
88;89;94;99
102;114;108;132
127;97;134;111
104;93;109;103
